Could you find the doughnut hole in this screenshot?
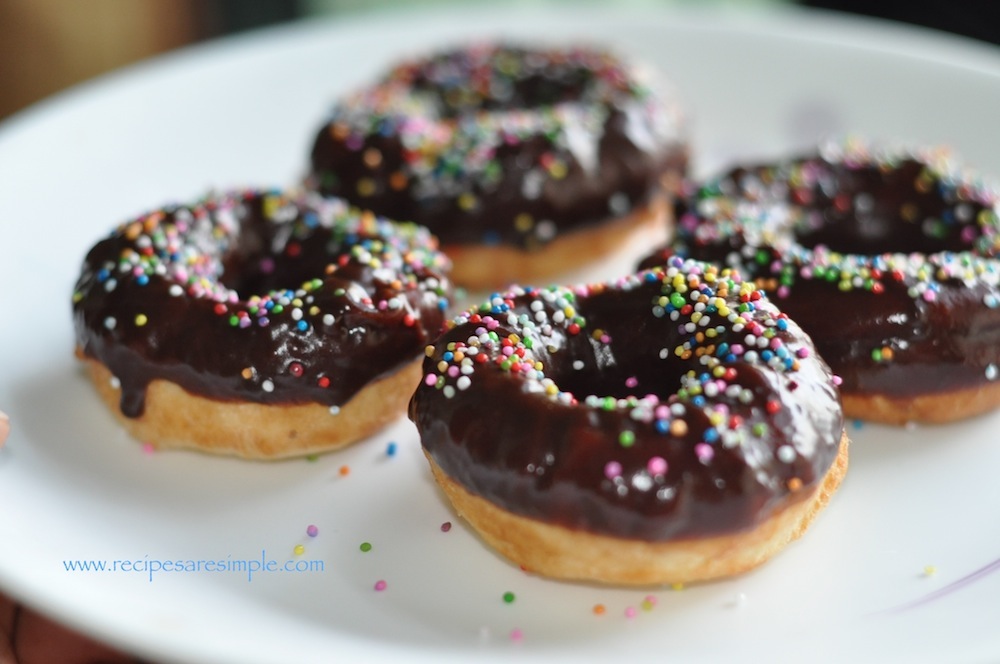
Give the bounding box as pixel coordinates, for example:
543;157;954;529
410;46;605;117
218;203;373;300
532;288;689;402
777;158;983;255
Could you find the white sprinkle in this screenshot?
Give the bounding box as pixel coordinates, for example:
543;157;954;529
169;285;183;296
110;376;121;390
456;376;471;391
609;192;630;215
443;385;456;399
987;364;998;381
777;445;796;463
262;379;274;392
323;314;335;326
329;405;341;415
573;360;585;370
103;317;117;330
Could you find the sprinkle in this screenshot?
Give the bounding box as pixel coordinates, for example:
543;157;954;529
923;565;937;577
440;521;452;532
641;595;657;611
624;606;637;619
261;379;274;393
592;604;606;616
329;405;341;415
509;628;524;642
306;525;319;537
386;441;398;456
134;313;148;326
339;465;350;476
141;442;156;455
374;580;387;591
293;544;305;556
647;456;668;475
360;542;372;552
502;591;516;604
987;364;998;381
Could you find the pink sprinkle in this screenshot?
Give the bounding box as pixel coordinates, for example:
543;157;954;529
625;376;638;388
374;580;387;591
604;461;623;480
141;442;156;455
923;290;937;302
624;606;637;619
695;443;714;462
441;521;452;532
306;525;319;537
795;347;810;359
647;456;668;475
832;375;843;386
510;628;524;642
424;374;438;386
644;594;658;607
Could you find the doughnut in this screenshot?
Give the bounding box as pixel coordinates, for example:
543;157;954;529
307;43;687;289
409;257;847;585
641;140;1000;424
72;189;452;459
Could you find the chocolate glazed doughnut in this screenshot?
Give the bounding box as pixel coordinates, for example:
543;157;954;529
642;141;1000;424
308;43;687;289
73;189;451;458
410;258;847;585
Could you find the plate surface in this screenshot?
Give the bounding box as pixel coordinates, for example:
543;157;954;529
2;5;1000;663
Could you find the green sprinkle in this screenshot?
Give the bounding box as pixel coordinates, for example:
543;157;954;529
360;542;372;553
619;430;636;447
503;591;516;604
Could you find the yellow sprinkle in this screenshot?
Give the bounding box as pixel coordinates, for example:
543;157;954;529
514;213;534;232
294;544;305;556
241;367;254;380
357;178;376;197
671;582;685;591
134;314;148;327
457;192;478;211
923;565;937;576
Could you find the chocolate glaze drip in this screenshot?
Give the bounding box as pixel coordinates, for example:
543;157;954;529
410;262;844;541
642;146;1000;399
73;190;451;417
308;44;687;249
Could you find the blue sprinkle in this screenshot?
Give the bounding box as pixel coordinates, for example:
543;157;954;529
296;320;309;332
386;441;398;457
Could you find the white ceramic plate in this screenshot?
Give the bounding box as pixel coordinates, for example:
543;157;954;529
3;5;1000;663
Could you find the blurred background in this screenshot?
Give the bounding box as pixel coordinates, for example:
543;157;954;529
1;0;998;122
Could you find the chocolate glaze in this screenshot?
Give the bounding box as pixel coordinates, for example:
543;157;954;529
410;260;844;541
642;144;1000;400
73;190;451;417
308;43;687;249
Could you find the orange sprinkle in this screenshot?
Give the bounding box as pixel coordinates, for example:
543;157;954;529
339;465;350;477
592;604;606;616
787;477;803;492
389;171;408;190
